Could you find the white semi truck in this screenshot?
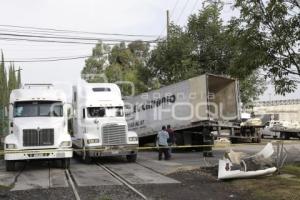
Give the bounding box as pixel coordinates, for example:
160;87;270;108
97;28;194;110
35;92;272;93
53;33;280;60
71;81;138;163
4;84;72;171
126;74;261;146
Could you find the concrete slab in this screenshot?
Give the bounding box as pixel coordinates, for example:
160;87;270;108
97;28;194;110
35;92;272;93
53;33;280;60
70;163;122;186
12;168;50;191
0;171;17;187
137;159;183;175
49;168;68;188
105;163;180;184
0;161;17;187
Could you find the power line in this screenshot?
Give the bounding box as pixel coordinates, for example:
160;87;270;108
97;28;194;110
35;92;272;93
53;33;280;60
0;24;158;38
0;28;158;42
0;32;158;43
0;37;96;45
175;0;191;24
9;54;90;60
0;37;160;46
170;0;180;18
190;0;201;15
3;55;90;63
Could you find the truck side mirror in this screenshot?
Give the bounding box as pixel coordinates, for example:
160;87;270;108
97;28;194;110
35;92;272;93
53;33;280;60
64;103;73;119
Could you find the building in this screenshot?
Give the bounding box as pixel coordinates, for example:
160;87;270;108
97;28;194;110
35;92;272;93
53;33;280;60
250;99;300;123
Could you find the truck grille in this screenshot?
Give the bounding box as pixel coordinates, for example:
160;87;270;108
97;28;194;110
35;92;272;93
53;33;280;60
102;124;126;145
23;129;54;147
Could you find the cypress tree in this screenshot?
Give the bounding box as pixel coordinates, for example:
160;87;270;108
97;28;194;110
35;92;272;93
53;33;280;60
17;67;21;88
8;64;12;96
0;52;3;110
0;51;8;136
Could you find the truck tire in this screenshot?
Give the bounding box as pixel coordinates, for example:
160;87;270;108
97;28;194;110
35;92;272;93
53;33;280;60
126;154;137;162
6;160;15;171
61;158;70;169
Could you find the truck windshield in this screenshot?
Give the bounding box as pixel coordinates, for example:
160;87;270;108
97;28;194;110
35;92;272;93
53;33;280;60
14;101;63;117
87;106;124;118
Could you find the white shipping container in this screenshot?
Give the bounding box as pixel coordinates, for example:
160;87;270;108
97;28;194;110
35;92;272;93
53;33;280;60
125;74;240;140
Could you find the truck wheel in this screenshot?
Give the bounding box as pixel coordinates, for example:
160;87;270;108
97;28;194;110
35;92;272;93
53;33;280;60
126;154;137;162
61;158;70;169
6;160;15;171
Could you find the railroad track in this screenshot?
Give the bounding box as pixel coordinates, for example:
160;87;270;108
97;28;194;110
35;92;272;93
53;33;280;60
96;162;148;200
65;162;148;200
65;169;81;200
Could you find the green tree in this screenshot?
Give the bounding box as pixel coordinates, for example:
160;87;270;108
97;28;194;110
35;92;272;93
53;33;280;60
8;63;18;97
148;24;195;86
0;52;21;137
149;3;266;104
17;67;21;88
82;40;155;96
105;41;154;95
231;0;300;94
81;41;110;82
0;52;8;108
0;52;8;136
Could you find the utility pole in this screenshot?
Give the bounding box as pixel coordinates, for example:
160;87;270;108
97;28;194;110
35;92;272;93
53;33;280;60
166;10;170;41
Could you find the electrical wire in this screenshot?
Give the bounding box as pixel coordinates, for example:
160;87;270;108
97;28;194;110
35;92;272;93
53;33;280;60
0;32;158;43
0;37;97;45
190;0;201;15
0;24;158;38
2;55;90;63
175;0;191;24
170;0;180;18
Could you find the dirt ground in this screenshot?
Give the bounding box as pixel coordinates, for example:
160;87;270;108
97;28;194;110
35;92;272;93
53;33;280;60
136;168;250;200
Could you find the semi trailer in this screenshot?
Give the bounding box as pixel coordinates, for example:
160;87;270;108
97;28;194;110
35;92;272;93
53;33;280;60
269;120;300;139
71;81;138;163
125;74;261;146
4;84;72;171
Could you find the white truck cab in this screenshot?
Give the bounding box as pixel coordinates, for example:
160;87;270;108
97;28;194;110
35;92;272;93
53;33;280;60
72;81;138;163
4;84;72;171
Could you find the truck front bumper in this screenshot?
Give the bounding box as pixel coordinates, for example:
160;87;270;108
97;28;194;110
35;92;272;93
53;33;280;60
4;148;73;161
84;145;138;157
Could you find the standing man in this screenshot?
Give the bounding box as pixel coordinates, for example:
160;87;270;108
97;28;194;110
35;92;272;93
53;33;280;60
156;126;170;160
166;125;175;157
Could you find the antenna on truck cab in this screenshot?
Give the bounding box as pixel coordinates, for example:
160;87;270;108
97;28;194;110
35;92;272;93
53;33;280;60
23;84;54;89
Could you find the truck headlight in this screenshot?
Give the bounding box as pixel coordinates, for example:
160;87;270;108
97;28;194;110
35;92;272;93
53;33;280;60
87;139;99;144
5;144;16;149
60;141;71;147
128;137;138;142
